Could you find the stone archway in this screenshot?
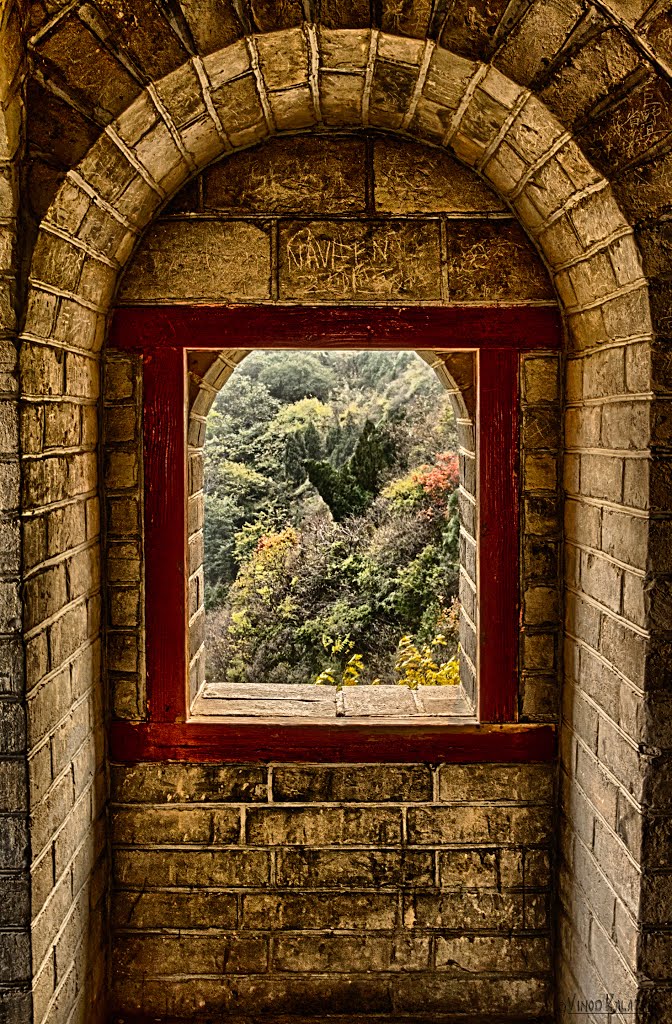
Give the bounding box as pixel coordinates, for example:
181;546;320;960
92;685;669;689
20;28;659;1024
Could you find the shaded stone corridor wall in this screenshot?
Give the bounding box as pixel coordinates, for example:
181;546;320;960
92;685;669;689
4;4;672;1021
0;3;31;1021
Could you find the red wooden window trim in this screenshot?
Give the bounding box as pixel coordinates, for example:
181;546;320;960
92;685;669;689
108;305;562;764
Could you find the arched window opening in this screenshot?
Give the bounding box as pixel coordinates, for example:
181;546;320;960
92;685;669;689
187;349;477;720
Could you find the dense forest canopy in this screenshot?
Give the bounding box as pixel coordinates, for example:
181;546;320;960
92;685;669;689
203;350;463;688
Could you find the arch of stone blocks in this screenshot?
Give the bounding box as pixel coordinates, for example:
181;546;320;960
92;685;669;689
185;345;478;703
19;25;662;1024
23;30;647;348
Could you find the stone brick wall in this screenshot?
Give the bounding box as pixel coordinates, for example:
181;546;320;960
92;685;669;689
110;760;555;1019
0;4;32;1022
12;9;672;1022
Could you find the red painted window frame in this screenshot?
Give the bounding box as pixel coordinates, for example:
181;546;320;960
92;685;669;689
108;305;561;763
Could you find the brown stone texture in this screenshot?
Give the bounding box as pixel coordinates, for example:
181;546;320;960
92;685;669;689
280;219;441;300
373;136;506;213
109;760;554;1018
7;6;672;1024
444;221;554;302
203;135;367;213
118;220;272;302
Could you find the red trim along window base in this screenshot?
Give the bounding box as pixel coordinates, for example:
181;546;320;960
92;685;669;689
109;305;562;764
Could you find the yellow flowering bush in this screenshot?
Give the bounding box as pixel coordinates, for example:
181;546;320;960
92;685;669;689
313;633;459;688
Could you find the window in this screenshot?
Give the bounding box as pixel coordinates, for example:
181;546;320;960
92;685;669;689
108;305;560;762
191;348;474;720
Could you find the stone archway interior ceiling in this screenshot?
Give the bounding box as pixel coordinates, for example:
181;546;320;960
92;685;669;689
23;29;651;355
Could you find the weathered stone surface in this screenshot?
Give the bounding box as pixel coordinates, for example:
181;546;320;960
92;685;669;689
246;806;403;845
275;848;434;888
439;0;511;60
204;136;366;213
444;220;552;301
494;0;585;88
178;0;243;55
373;138;505;213
280;219;441;300
34;14;141;123
578;76;672;177
272;765;432;802
111;762;267;802
118;220;272;301
95;0;190;80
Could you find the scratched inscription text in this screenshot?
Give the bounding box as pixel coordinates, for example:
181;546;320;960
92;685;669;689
281;221;441;300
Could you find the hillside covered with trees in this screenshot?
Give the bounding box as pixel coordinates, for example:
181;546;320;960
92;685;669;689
203;350;462;688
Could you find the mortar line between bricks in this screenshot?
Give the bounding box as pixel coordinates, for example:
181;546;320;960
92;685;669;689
113;297;559;308
569;733;643;827
27;691;98;788
551;226;638;272
32;796;106;957
109;968;555;981
442;64;489;149
158;210;517;222
39;222;121;269
565;707;645;791
27;0;81;46
564;539;646;577
565;334;654;356
21;490;98;519
111;799;552;809
27;278;107;314
30;773;98;871
145;83;197;173
22;394;99;407
563;492;651;518
20;334;101;360
23;636;98;692
564;632;645;699
192;56;232;151
565;394;655;406
529;179;611;237
401;41;435;131
508;130;576;204
475;89;532;175
562;278;649;316
35;886;106;1022
104;125;166;199
112;843;552;853
22;590;100;643
111;884;549;895
560;810;641;924
22;444;98;461
66;170;143;234
361;30;379;126
564;583;649;638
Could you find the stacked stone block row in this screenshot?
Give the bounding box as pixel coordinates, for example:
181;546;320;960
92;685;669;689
102;352;145;720
0;4;31;1022
418;351;478;707
109;761;555;1021
186;348;249;705
520;352;562;723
